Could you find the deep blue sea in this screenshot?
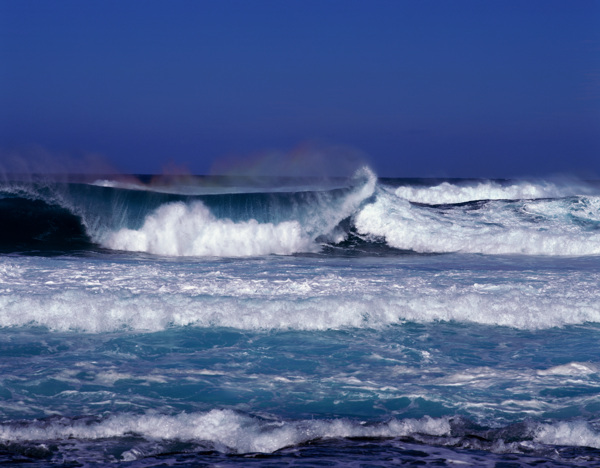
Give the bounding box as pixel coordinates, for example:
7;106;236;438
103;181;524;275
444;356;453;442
1;168;600;466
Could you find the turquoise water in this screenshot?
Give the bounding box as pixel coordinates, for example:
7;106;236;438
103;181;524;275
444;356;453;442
0;172;599;466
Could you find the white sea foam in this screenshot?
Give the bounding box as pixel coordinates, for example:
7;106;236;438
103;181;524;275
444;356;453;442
1;410;597;457
308;165;376;238
534;420;600;448
101;166;376;257
0;410;451;455
354;189;600;256
104;202;314;257
537;363;599;376
2;288;597;332
394;180;593;205
1;256;599;332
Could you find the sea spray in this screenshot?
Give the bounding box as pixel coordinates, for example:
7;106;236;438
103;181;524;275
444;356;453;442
393;179;595;205
354;186;600;255
0;410;452;455
1;172;600;466
104;201;312;256
103;166;377;256
1;254;599;332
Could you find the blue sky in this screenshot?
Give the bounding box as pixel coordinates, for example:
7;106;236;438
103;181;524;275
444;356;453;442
1;0;599;177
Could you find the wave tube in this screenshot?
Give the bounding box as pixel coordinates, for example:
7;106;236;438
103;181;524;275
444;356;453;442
102;167;377;257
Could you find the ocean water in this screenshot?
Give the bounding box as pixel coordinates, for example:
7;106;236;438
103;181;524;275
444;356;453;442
1;168;600;466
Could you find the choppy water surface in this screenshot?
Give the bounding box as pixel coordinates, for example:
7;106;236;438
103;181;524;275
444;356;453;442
0;171;599;466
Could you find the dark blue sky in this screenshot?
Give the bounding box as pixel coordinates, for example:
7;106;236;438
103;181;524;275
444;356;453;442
1;0;599;177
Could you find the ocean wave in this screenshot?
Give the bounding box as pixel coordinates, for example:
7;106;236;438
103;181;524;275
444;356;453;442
1;410;597;460
354;189;600;256
2;287;597;332
1;171;599;257
0;196;91;252
0;410;451;455
104;201;313;256
394;180;596;205
1;256;598;332
534;420;600;449
100;166;376;257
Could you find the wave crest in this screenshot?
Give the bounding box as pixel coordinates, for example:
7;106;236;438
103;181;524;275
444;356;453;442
394;180;594;205
0;410;451;455
2;255;599;332
104;201;313;257
102;166;377;257
354;189;600;256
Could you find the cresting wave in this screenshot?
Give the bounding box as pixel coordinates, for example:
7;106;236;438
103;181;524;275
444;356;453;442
355;184;600;256
102;166;377;256
1;410;598;459
2;256;599;332
1;169;599;257
104;202;311;256
0;411;450;455
393;179;594;205
3;283;600;332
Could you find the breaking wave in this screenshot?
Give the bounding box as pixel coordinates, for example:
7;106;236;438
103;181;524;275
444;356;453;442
0;169;599;257
0;411;450;455
103;166;376;256
354;184;600;256
1;410;598;463
1;255;599;332
104;202;312;256
393;179;592;205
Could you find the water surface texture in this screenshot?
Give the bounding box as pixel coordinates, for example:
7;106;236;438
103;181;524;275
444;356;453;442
1;170;599;466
